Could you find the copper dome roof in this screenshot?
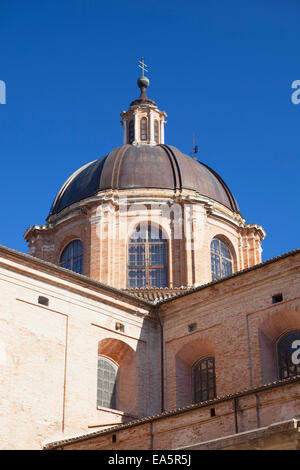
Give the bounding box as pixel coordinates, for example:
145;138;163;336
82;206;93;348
49;144;239;217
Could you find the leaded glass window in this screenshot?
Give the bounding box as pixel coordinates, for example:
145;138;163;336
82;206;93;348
129;120;134;144
154;120;159;143
140;117;148;141
97;356;118;409
210;237;232;281
277;330;300;379
128;223;168;288
59;240;83;274
193;357;216;403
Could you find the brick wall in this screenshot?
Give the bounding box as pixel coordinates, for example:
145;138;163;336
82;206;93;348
160;252;300;409
1;246;299;449
53;379;300;450
0;247;158;450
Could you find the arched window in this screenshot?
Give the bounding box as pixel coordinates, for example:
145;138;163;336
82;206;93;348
210;237;232;281
59;240;83;274
277;330;300;379
140;117;148;141
128;120;134;144
192;357;216;403
97;356;118;409
128;223;168;288
154;120;159;143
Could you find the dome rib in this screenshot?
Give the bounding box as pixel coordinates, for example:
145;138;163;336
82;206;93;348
199;161;239;213
48;156;108;217
111;145;129;190
159;144;182;189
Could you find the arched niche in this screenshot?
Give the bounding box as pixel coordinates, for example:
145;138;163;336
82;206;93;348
98;338;138;415
258;308;300;384
210;233;237;278
174;338;216;408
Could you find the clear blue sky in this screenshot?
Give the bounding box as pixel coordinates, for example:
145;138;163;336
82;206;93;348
0;0;299;261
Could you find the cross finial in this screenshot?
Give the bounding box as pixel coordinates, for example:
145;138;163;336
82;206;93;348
138;57;149;77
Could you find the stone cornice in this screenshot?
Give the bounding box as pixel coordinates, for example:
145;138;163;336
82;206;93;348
32;187;246;233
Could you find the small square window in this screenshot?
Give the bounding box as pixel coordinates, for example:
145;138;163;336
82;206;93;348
112;434;117;443
188;323;197;333
115;322;124;332
38;296;49;306
210;408;216;417
272;293;283;304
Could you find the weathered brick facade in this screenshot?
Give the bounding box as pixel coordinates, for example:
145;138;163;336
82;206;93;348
0;246;299;449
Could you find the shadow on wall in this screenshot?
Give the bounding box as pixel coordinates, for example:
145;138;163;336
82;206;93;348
96;317;160;423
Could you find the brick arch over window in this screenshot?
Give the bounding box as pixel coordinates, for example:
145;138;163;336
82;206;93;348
210;234;236;281
97;356;118;409
128;120;134;144
154;120;159;143
258;308;300;384
174;338;216;408
97;338;138;415
59;239;83;274
277;330;300;379
192;356;216;403
127;222;168;288
140;117;148;141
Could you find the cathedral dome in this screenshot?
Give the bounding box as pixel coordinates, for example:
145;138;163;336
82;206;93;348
49;144;239;217
25;62;265;294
